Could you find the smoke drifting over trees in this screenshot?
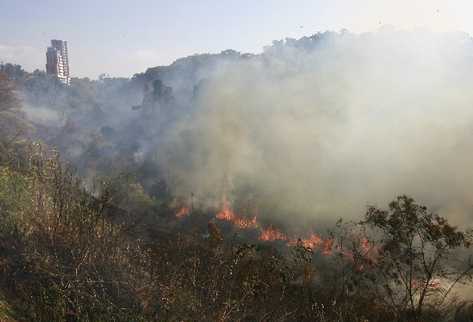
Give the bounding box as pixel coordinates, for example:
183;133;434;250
154;29;473;227
6;29;473;228
3;29;473;321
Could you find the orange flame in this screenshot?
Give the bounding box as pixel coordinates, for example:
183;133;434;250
299;233;324;249
175;196;377;262
234;216;258;229
412;279;441;290
175;206;190;219
322;238;334;255
259;226;288;241
360;238;371;253
216;200;236;221
289;236;333;254
359;238;379;264
216;199;258;229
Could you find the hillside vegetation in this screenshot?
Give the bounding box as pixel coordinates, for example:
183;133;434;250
0;70;472;322
2;31;473;321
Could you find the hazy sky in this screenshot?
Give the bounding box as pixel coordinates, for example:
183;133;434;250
1;0;472;78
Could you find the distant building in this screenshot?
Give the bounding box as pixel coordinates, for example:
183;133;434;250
46;39;70;85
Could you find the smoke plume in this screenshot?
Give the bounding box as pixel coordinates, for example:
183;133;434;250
157;29;473;227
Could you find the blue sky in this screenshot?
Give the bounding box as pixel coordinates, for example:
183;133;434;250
1;0;472;78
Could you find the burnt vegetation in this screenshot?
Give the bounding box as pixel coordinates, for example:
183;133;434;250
2;147;473;321
2;143;472;321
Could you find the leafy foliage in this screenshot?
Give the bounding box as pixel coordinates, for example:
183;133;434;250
359;195;473;320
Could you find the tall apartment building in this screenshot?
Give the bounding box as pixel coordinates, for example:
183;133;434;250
46;39;70;85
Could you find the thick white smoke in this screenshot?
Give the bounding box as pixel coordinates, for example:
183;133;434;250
157;29;473;226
